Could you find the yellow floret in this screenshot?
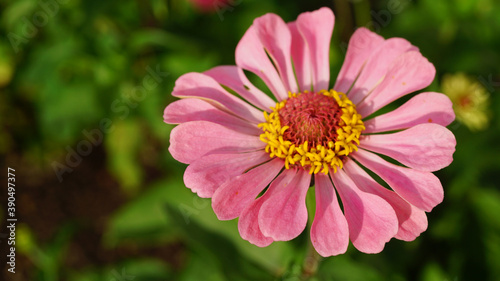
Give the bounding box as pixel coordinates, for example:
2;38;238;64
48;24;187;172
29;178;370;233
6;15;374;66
258;90;365;175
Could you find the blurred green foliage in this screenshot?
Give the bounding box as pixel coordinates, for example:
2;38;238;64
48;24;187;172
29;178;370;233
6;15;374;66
1;0;500;280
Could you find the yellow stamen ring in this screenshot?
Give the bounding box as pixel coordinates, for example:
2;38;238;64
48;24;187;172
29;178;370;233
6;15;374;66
258;90;365;175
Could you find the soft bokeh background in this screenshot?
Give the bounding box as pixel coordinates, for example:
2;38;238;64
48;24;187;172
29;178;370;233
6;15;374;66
1;0;500;280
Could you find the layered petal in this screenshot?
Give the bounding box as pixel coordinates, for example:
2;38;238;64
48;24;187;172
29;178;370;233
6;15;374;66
311;173;349;257
184;151;270;198
344;160;428;241
211;158;283;220
238;169;298;247
357;51;436;117
352;149;444;212
363;92;455;133
172;72;264;123
334;28;384;93
236;13;296;101
348;38;417;105
169;121;265;164
292;7;334;91
360;123;456;172
259;168;311;241
288;22;312;92
253;13;298;94
164;98;261;135
204;65;276;111
331;169;398;253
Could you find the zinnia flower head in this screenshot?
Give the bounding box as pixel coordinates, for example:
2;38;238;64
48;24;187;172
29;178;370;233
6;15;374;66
164;7;456;256
441;72;491;131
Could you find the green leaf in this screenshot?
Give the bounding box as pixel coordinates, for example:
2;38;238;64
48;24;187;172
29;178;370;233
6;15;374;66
177;253;225;281
420;262;449;281
128;29;198;53
164;203;275;281
68;258;172;281
116;259;173;281
105;119;144;195
317;255;385;281
472;188;500;231
104;179;186;246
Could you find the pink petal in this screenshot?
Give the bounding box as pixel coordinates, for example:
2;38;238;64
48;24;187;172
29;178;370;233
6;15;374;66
293;7;334;91
211;158;283;220
363;92;455;133
169;121;265;164
204;66;276;111
311;173;349;257
288;21;312;93
238;169;298;247
352;149;444;212
348;38;417;105
334;28;384;94
259;168;311;241
331;169;398;254
172;72;264;123
184;151;270;198
253;14;298;94
164;98;262;135
235;14;295;101
344;160;428;242
360;123;456;172
357;51;436;117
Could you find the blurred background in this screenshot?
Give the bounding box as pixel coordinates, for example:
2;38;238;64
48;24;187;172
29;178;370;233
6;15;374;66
1;0;500;280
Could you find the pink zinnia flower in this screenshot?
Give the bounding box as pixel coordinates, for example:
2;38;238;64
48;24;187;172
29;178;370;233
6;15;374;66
164;7;456;256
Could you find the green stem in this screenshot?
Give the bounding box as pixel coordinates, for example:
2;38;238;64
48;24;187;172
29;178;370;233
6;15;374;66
300;231;322;280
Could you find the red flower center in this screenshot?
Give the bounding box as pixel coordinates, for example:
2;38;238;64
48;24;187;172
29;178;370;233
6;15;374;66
258;89;365;174
279;91;342;148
